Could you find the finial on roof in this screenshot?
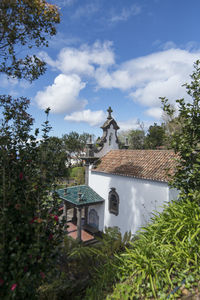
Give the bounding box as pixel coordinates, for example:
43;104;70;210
107;106;113;119
78;191;82;202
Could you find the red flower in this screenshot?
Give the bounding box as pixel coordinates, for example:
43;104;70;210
24;266;28;273
19;172;23;180
30;217;38;224
11;283;17;291
40;272;45;279
54;215;59;222
0;278;4;286
15;203;21;210
48;233;53;240
50;214;59;222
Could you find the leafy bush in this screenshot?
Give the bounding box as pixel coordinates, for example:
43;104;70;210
161;60;200;196
38;227;131;300
106;193;200;299
0;96;64;299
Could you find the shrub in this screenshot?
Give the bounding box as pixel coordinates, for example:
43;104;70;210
0;96;64;299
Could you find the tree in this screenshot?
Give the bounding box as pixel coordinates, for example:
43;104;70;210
161;106;182;148
63;131;90;159
118;121;146;149
0;0;60;81
0;97;64;298
39;136;68;179
161;60;200;195
128;129;146;149
145;123;165;149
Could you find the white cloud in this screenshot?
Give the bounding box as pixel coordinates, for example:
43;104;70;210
48;32;81;49
64;109;106;126
41;41;114;76
118;119;152;131
53;0;76;8
130;75;186;107
0;75;18;88
145;107;163;119
62;0;76;6
37;42;200;125
95;48;200;110
35;74;87;113
110;4;141;23
72;2;99;19
118;118;141;131
161;41;177;50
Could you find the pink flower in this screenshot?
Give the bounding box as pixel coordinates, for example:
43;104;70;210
40;272;45;279
11;283;17;291
19;172;23;180
0;278;4;286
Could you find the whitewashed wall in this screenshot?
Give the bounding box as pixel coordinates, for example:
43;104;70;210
95;124;119;158
88;169;178;236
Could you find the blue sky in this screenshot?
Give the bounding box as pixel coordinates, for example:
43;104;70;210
2;0;200;138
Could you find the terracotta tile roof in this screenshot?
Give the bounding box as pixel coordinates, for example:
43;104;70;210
92;150;178;182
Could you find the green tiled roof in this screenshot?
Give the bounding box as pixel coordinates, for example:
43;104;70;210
56;185;104;207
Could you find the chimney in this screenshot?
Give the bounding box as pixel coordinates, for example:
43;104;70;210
124;137;129;149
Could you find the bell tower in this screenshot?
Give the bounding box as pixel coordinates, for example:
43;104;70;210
95;106;120;158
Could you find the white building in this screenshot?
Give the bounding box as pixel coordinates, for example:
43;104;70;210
58;107;178;240
86;107;178;236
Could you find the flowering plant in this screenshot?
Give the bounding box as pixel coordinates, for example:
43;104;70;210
0;96;64;299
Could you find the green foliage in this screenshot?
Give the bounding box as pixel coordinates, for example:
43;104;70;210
0;96;64;299
103;62;200;299
118;122;166;150
69;167;85;185
161;105;182;148
38;136;68;179
38;227;132;300
63;131;90;157
107;193;200;299
161;60;200;194
0;0;60;81
128;129;146;149
145;122;166;149
118;120;146;149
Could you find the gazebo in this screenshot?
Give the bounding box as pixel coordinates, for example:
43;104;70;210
57;185;104;242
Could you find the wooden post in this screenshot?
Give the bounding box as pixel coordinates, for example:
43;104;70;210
77;207;82;242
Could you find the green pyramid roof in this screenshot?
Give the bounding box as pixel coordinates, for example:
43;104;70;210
56;185;104;207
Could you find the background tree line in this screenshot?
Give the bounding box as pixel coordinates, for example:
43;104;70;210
118;112;181;150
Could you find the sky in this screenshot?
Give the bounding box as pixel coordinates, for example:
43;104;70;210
1;0;200;138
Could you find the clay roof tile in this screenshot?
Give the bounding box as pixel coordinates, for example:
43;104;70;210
92;150;178;182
